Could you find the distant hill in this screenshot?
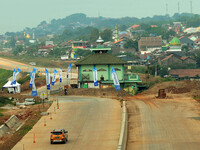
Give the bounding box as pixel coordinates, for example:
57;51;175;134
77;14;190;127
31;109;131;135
5;13;200;37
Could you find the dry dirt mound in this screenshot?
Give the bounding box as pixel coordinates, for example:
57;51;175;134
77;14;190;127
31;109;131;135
142;80;200;95
62;87;131;97
166;86;191;94
20;79;46;92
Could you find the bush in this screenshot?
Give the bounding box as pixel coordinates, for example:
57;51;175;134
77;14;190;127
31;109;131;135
17;75;30;84
132;66;146;74
0;69;12;88
0;96;12;107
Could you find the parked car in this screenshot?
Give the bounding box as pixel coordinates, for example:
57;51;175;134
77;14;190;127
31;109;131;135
50;129;68;144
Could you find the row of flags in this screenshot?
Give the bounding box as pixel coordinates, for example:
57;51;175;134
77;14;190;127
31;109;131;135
11;64;120;98
29;64;72;97
93;66;120;91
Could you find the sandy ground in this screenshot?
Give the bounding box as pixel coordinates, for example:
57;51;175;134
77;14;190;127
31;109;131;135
126;93;200;150
0;57;78;75
12;96;121;150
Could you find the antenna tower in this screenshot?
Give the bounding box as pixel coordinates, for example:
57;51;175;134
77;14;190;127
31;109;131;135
190;1;193;14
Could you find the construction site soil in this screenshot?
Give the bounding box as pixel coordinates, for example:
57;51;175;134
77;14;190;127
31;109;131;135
1;79;200;149
61;87;132;97
126;80;200;150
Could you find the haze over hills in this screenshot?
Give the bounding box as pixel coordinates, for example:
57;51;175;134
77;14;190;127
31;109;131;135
4;13;200;38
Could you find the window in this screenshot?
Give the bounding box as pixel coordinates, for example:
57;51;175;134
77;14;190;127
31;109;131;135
115;68;121;71
98;68;106;71
83;69;92;72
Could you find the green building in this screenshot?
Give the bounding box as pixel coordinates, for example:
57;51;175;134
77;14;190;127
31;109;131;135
75;37;141;92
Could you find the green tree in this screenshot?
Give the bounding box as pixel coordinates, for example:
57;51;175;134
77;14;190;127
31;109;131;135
123;39;138;51
49;47;66;57
181;45;189;55
13;45;23;55
100;29;112;42
75;49;91;57
27;44;39;56
89;28;99;42
193;51;200;67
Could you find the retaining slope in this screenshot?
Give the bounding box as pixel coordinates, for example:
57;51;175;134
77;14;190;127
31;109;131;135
5;115;20;129
117;101;128;150
0;124;9;138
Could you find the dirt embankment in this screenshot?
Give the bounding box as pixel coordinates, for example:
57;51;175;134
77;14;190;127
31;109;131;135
126;80;200;150
60;87;132;98
0;103;50;150
139;80;200;97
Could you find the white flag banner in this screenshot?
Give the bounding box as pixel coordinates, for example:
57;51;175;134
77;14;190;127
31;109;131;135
67;64;71;78
30;68;37;97
32;80;37;97
52;69;57;86
45;68;50;90
29;68;36;88
60;66;62;82
93;66;98;86
111;67;121;91
11;68;21;85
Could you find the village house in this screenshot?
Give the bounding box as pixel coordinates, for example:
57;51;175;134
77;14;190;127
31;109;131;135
159;53;196;66
179;36;194;48
138;36;162;51
169;69;200;79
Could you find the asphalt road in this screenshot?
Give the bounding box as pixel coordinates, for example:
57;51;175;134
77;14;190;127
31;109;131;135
127;98;200;150
12;96;121;150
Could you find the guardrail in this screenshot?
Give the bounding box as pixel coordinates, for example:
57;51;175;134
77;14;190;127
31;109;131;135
117;101;128;150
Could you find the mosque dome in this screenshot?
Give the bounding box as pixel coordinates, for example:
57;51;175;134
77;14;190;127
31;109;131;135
170;37;181;45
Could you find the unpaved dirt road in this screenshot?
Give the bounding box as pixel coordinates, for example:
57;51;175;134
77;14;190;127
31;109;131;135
12;96;121;150
0;57;78;75
127;94;200;150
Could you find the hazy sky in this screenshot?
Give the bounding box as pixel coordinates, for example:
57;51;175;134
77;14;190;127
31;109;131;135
0;0;199;34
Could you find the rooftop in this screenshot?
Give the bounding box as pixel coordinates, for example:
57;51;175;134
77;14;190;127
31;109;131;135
170;37;181;45
169;69;200;78
75;53;126;65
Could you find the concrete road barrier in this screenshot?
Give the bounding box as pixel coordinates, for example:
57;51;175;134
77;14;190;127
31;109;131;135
5;115;20;129
0;124;9;138
117;101;128;150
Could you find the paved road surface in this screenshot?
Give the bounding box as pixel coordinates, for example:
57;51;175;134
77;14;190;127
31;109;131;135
127;98;200;150
12;96;121;150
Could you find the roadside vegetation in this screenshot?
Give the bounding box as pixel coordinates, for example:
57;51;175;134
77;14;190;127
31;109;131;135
0;96;13;117
0;69;12;88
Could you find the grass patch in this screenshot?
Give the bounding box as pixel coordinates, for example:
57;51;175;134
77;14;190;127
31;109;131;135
0;69;13;88
0;109;6;116
17;75;30;84
19;125;32;136
0;96;13;107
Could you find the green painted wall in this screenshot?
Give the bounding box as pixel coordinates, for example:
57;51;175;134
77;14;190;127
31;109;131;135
79;64;124;81
95;65;108;81
81;65;93;81
110;65;123;80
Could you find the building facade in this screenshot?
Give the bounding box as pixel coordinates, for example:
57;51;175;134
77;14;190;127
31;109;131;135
75;37;141;90
138;36;162;51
